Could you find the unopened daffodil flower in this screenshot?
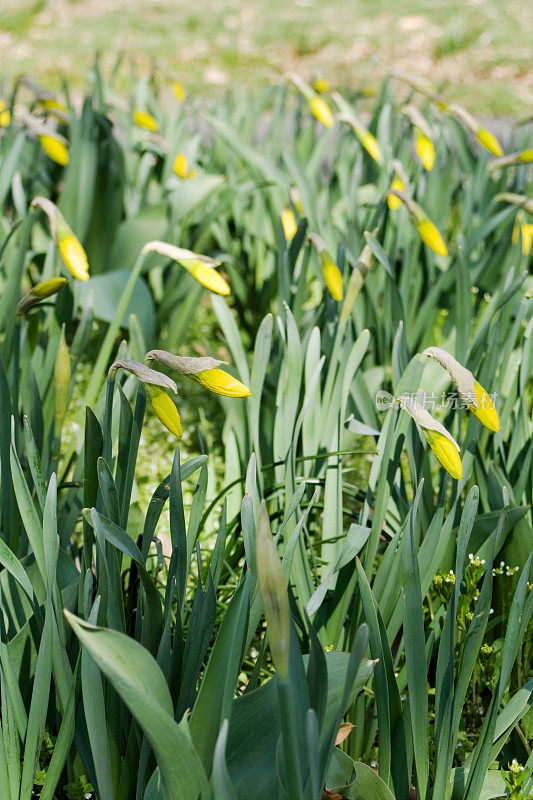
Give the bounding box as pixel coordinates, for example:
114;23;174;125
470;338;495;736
16;277;67;315
399;394;462;479
281;208;298;241
512;218;533;256
287;72;334;128
144;350;251;398
142;241;230;295
109;359;182;437
447;104;503;157
308;233;343;301
333;91;382;164
421;347;499;432
387;189;448;256
31;197;89;281
133;110;159;132
173;152;196;179
0;98;11;127
39;133;69;166
402;105;435;170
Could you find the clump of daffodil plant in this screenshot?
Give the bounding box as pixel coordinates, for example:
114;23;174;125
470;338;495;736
399;394;463;479
421;347;500;432
31;196;90;281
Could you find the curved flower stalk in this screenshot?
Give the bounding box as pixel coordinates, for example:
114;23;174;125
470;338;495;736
281;208;298;241
144;350;251;398
402;104;435;170
133;110;159;132
399;394;462;479
496;193;533;215
287;72;334;127
447;104;503;157
340;234;375;323
143;240;230;295
387;160;409;211
387;189;448;256
488;148;533;172
31;196;89;280
16;277;67;316
333;91;382;164
109;359;182;437
308;233;343;301
421;347;499;432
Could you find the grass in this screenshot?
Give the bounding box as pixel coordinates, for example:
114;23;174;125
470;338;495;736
1;0;532;116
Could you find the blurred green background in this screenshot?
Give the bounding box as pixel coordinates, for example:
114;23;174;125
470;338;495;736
1;0;531;115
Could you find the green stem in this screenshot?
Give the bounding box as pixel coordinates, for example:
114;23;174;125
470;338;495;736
277;679;304;800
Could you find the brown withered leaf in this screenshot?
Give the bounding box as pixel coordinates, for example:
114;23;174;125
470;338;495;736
335;722;355;746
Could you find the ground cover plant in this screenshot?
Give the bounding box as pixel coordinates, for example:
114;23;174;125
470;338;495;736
0;64;532;799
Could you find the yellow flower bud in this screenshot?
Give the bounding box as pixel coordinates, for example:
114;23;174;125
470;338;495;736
310;97;333;128
0;99;11;127
133;110;159;132
39;134;69;166
281;208;298;241
54;326;71;432
414;128;435;170
321;250;343;301
518;149;533;163
188;262;230;295
172;81;185;101
17;277;67;315
190;368;251;397
512;220;520;245
416;218;448;256
471;381;499;432
173;152;189;178
424;429;463;480
359;128;382;164
313;78;330;93
476;127;503;157
58;234;90;281
145;385;182;437
519;223;533;256
387;176;405;210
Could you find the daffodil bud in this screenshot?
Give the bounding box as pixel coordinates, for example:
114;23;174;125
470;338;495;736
16;277;67;315
31;197;90;281
340;238;373;323
142;240;230;295
313;78;330;93
145;384;182;437
388;190;448;256
54;325;71;432
333;92;382;163
172;81;185;101
488;149;533;172
133;110;159;132
39;134;69;166
421;347;499;432
414;129;435;170
281;208;298;241
144;350;250;398
173;152;195;178
0;98;11;127
387;175;405;210
519;224;533;256
256;501;290;680
447;104;502;157
310;96;333;127
320;250;343;301
399;394;462;479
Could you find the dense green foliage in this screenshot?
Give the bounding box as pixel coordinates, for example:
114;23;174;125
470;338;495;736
0;66;532;799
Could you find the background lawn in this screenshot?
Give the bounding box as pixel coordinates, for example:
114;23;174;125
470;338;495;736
1;0;532;116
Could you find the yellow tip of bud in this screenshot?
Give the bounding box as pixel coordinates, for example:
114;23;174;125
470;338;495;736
172;81;185;101
192;368;251;398
146;386;182;437
173;152;188;178
518;149;533;164
425;429;463;479
416;218;448;256
133;110;159;132
519;223;533;256
415;129;435;170
0;100;11;127
321;251;343;301
39;135;69;166
472;381;499;432
189;263;230;295
310;97;334;128
387;176;405;210
476;128;503;157
58;234;90;281
281;208;298;241
360;130;382;164
313;78;330;93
